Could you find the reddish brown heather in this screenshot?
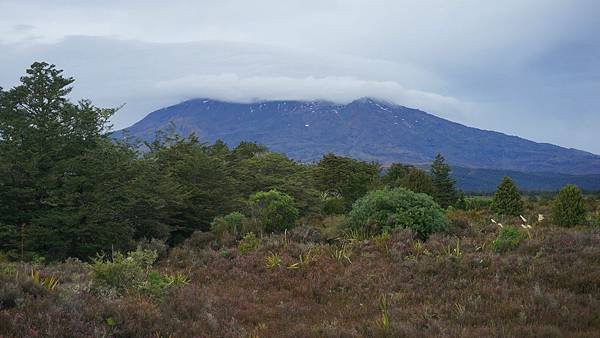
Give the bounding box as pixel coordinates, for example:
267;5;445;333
1;212;600;337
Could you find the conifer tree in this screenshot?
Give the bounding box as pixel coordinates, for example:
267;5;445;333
491;176;524;216
552;184;586;227
430;154;458;208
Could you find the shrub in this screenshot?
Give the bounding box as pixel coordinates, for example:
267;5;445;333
211;211;248;241
445;208;471;236
322;196;346;215
491;176;523;216
347;187;447;238
90;248;158;293
552;185;586;227
0;273;24;309
464;197;492;210
184;231;216;249
319;215;347;239
138;271;189;299
136;238;169;258
491;227;522;253
238;232;260;254
248;190;299;233
589;211;600;228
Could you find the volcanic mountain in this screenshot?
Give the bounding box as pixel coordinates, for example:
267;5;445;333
115;98;600;191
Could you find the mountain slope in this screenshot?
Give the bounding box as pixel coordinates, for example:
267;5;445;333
116;98;600;177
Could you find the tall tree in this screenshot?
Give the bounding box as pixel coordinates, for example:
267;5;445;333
0;62;131;260
430;153;458;208
147;133;237;242
491;176;524;216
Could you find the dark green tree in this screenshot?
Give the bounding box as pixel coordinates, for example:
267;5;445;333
491;176;524;216
552;184;586;227
0;62;131;260
430;154;458;208
381;163;410;186
146;133;237;242
314;153;379;209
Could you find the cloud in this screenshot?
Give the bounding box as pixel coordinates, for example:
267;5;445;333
0;0;599;153
154;74;465;115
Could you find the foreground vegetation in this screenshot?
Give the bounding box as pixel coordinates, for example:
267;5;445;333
2;203;600;337
2;63;600;337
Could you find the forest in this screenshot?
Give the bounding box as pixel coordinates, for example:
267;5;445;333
1;63;599;337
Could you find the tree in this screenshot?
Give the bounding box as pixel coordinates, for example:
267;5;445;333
0;62;130;260
552;184;586;227
491;176;524;216
401;167;435;195
381;163;410;186
314;153;379;210
348;187;447;238
147;133;237;242
248;190;299;233
430;154;458;208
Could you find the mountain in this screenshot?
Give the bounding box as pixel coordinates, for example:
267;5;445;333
115;98;600;190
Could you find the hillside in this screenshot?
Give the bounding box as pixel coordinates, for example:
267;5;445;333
117;98;600;175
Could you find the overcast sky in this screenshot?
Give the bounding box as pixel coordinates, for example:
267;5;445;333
1;0;599;153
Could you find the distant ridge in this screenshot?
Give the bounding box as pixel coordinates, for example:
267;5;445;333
114;98;600;191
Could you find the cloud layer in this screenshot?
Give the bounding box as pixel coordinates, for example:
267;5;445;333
0;0;599;153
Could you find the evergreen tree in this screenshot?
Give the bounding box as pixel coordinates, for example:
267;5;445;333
382;163;410;186
314;153;379;210
430;154;458;208
552;184;586;227
491;176;524;216
401;167;435;195
0;62;131;260
147;133;237;242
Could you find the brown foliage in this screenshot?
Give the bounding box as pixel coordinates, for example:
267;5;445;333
2;207;600;337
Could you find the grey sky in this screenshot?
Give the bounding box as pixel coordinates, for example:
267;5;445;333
1;0;599;153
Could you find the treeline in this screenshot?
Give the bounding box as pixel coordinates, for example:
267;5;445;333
0;63;462;261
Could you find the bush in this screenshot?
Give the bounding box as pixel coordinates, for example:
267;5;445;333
348;187;447;238
322;196;346;215
90;248;158;293
464;197;492;210
0;273;24;309
552;185;586;227
238;232;260;254
491;227;522;253
491;177;523;216
211;211;248;240
136;238;169;258
248;190;299;233
184;231;216;249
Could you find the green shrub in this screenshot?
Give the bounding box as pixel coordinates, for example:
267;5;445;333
491;227;522;253
491;177;523;216
211;211;248;240
248;190;299;233
322;196;346;215
90;248;158;293
238;232;260;254
552;184;586;227
347;187;447;238
589;211;600;228
464;197;492;210
138;271;189;299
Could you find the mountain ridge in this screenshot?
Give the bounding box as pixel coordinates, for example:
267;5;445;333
115;97;600;179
